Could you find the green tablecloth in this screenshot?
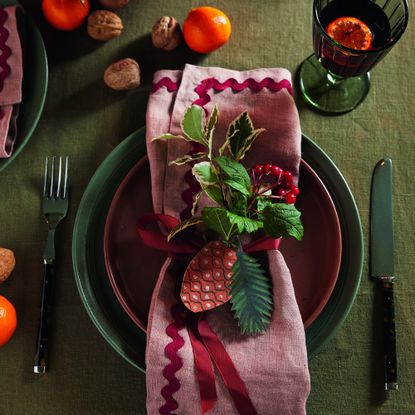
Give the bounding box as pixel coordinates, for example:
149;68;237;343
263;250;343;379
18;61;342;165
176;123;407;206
1;1;414;414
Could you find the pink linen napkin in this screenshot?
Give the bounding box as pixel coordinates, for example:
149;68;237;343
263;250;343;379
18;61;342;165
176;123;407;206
0;6;23;159
145;64;310;414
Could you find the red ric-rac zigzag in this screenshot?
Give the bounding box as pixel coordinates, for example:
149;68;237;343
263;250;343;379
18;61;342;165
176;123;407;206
159;303;186;415
152;77;180;93
0;8;11;94
193;77;293;108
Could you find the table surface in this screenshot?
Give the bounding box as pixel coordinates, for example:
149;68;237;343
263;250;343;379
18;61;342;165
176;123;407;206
1;1;414;414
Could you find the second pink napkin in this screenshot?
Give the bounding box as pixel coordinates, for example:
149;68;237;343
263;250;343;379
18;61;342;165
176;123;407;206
0;6;23;159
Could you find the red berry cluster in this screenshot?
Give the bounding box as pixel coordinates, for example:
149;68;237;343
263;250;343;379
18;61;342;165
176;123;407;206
252;163;299;204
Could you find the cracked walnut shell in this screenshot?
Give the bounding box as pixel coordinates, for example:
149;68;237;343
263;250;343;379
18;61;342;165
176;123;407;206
0;248;15;283
87;10;123;41
104;58;140;90
152;16;181;51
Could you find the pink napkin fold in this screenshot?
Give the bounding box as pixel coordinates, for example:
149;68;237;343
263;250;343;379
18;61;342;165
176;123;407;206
0;6;22;159
145;64;310;415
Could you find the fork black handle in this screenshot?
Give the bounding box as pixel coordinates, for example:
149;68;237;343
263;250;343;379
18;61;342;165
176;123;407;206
34;261;54;374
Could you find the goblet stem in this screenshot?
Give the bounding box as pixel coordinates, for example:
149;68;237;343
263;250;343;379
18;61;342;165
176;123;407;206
298;54;370;114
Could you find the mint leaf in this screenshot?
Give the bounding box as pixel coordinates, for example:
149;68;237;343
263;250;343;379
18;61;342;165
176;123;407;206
169;152;207;166
181;105;206;144
262;204;304;240
205;105;218;160
230;248;273;336
224;179;251;196
202;207;235;241
227;111;254;158
230;192;248;216
215;156;251;194
255;196;274;213
192;161;218;186
227;212;263;234
168;217;203;241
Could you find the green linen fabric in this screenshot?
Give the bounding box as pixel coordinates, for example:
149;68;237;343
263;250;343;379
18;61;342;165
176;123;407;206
0;1;414;414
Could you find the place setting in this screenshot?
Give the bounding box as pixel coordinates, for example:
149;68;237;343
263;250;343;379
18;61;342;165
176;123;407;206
0;0;410;414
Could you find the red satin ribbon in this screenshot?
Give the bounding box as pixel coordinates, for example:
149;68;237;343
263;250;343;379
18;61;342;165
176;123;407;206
137;213;279;414
137;213;280;256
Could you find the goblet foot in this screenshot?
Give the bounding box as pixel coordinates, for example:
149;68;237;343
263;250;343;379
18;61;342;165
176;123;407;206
298;54;370;114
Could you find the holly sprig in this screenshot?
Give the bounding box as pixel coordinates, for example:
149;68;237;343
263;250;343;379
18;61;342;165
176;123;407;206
153;105;303;335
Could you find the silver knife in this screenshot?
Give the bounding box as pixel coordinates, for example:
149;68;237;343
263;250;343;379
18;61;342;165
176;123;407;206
370;158;398;391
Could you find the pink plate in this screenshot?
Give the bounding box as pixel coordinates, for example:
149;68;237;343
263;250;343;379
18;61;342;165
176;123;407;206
104;157;342;331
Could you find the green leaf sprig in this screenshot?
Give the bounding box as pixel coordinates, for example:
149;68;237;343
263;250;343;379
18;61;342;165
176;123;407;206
153;105;304;335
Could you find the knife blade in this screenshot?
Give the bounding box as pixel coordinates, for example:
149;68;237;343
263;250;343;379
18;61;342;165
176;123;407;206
370;158;398;391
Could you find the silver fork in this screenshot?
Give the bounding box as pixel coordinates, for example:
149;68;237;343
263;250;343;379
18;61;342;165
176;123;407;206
34;156;69;374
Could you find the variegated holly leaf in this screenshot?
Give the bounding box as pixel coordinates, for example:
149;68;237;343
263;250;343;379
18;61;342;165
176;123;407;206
205;105;218;160
219;127;239;156
151;133;189;142
227;111;253;157
169;152;207;166
168;217;203;241
236;128;266;161
230;248;273;335
181;105;207;144
192;161;219;187
191;191;203;216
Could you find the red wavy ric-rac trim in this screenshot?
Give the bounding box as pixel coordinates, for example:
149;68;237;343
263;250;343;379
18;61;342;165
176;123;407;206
159;303;186;415
193;77;293;108
152;77;180;93
0;8;12;93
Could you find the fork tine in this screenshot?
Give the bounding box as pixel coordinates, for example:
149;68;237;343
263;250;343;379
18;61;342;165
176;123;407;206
63;156;69;199
43;157;48;197
49;157;55;199
57;157;62;199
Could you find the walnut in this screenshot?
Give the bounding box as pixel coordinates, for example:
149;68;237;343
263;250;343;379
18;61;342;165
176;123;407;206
87;10;123;41
151;16;181;51
104;58;140;90
99;0;129;10
0;248;15;283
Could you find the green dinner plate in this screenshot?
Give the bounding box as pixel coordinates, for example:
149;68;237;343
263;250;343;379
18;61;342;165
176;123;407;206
0;1;48;172
72;127;363;372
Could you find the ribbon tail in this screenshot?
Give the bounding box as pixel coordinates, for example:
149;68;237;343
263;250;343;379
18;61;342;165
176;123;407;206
198;314;259;415
187;314;217;414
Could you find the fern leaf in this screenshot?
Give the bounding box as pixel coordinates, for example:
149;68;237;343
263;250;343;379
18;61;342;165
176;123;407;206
229;248;273;335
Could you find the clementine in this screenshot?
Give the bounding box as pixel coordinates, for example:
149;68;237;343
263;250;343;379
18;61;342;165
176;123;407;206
0;295;17;347
326;17;373;50
42;0;90;31
183;6;231;54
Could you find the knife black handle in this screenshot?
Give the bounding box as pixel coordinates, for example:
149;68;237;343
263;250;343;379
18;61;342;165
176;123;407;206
34;261;55;374
382;279;398;390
